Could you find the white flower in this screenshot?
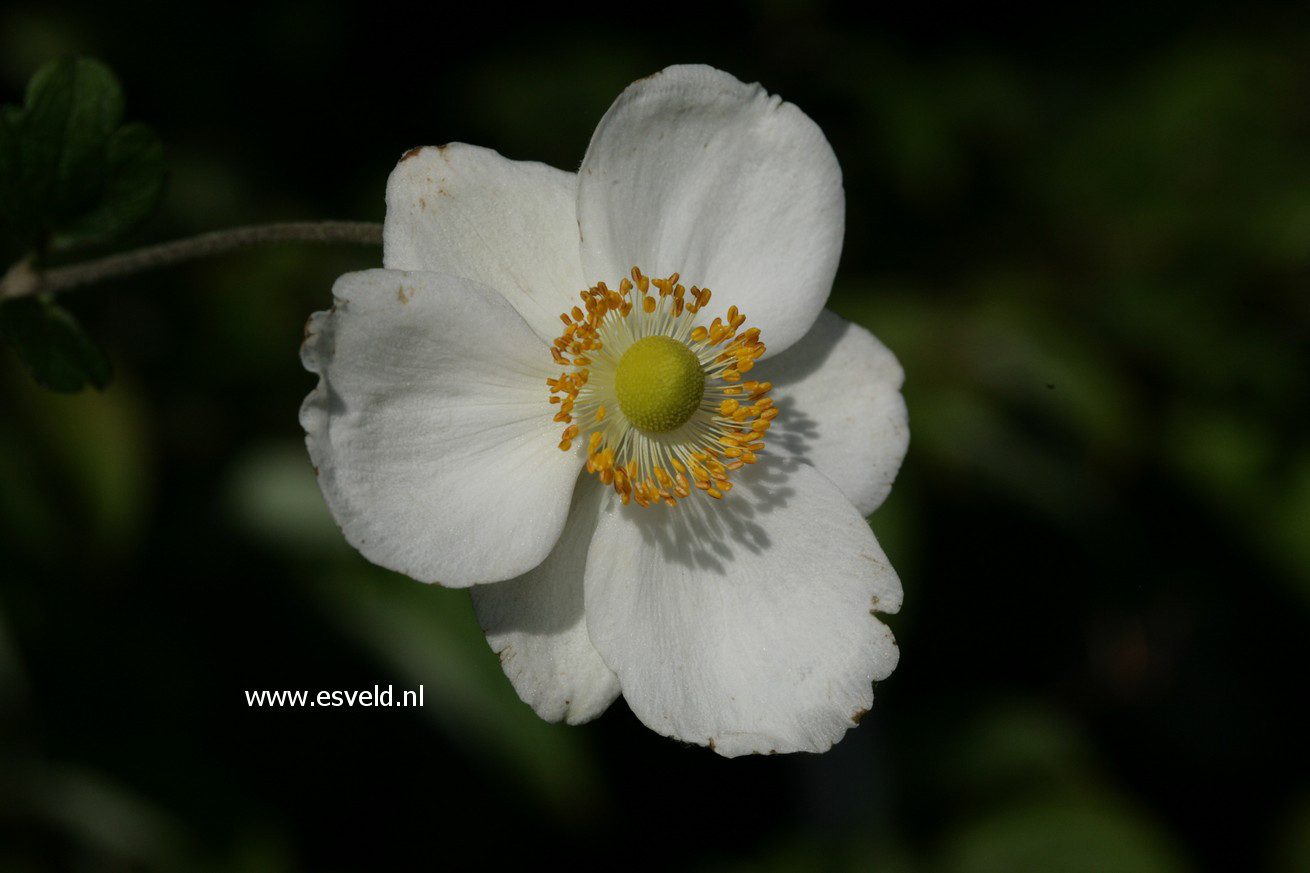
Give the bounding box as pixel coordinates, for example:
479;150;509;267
300;65;908;756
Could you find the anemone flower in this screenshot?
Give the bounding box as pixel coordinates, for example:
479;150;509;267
301;65;908;756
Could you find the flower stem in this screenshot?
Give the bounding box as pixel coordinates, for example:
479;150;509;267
0;221;384;300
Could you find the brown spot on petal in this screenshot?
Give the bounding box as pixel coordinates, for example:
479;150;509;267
400;146;424;162
419;197;426;210
397;285;409;304
852;708;869;725
707;737;715;752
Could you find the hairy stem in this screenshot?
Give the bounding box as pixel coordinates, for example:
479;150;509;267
1;221;384;300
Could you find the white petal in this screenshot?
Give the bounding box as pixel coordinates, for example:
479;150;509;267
301;269;580;587
470;476;621;724
767;310;909;516
584;458;901;757
577;65;843;357
383;143;586;344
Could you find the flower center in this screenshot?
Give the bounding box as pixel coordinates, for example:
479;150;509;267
547;267;775;509
615;336;705;432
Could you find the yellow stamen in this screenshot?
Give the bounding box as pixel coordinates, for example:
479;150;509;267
545;267;775;509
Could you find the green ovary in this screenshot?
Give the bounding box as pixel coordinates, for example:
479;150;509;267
615;336;705;433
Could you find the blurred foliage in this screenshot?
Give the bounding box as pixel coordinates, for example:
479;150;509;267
1;2;1308;872
0;56;164;255
0;56;164;390
0;296;111;392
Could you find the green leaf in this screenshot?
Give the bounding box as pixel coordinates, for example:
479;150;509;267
0;57;165;252
21;57;124;225
0;296;112;392
56;122;166;247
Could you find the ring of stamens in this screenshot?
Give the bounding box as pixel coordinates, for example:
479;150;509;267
547;266;775;508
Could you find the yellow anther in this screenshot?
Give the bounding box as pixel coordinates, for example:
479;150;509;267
547;268;774;509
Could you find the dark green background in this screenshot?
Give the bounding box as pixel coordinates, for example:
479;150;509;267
2;2;1307;871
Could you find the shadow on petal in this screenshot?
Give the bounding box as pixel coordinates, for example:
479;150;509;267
474;473;602;636
765;392;819;461
618;455;805;575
